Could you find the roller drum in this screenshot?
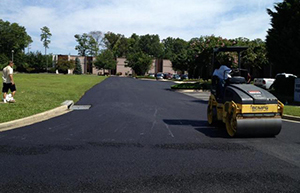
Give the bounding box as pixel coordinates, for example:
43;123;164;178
235;118;282;137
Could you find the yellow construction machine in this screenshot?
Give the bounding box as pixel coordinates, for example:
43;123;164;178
207;47;284;137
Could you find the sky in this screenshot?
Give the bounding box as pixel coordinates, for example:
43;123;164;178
0;0;282;55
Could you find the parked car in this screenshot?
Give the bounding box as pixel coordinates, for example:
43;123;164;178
156;73;164;80
164;73;172;79
148;73;155;77
172;74;181;80
253;78;275;89
275;73;297;79
181;74;189;80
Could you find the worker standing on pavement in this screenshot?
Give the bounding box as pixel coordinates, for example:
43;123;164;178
2;61;16;103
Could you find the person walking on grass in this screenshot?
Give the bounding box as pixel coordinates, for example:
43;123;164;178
2;61;16;103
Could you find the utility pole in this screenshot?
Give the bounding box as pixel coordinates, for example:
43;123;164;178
11;50;14;62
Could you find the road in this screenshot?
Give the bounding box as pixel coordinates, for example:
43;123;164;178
0;77;300;193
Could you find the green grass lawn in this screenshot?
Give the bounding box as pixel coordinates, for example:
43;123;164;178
269;91;300;116
0;73;107;123
283;105;300;117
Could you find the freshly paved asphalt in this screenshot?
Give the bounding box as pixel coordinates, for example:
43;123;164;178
0;77;300;193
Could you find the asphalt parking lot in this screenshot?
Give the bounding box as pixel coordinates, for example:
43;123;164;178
0;77;300;192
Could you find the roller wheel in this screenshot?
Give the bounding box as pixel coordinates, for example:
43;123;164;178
207;104;217;125
226;111;237;137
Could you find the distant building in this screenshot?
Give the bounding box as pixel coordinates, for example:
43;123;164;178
53;54;176;75
53;54;100;74
148;59;175;74
116;58;133;76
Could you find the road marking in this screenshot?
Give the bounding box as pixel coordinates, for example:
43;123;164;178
114;125;126;133
164;123;174;138
154;108;158;117
151;120;156;132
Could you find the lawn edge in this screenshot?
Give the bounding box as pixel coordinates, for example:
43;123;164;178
0;100;74;132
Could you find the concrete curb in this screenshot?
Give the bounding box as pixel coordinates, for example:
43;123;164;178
173;81;197;84
0;100;74;132
282;114;300;122
173;89;207;93
139;78;158;81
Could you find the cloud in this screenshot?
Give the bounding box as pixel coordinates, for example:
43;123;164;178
0;0;282;55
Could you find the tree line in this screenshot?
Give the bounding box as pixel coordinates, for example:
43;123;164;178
75;31;268;78
72;0;300;78
1;0;299;78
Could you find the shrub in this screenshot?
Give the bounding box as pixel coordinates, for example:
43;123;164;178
48;67;56;73
171;82;211;90
56;59;75;74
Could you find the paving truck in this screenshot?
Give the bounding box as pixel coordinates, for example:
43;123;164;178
207;47;284;137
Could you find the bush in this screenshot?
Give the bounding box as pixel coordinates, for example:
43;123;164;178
56;59;75;74
48;67;56;73
171;82;211;90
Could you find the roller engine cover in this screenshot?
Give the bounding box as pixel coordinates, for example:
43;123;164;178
224;84;278;105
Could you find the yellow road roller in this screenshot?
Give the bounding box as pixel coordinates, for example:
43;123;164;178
207;47;284;137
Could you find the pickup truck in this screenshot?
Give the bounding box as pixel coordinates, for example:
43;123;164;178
253;78;275;89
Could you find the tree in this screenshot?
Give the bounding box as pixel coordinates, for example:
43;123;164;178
125;52;153;75
162;37;188;73
75;33;91;74
74;33;90;56
185;36;233;79
171;50;188;73
114;33;163;75
94;49;117;74
103;32;122;51
127;33;140;54
88;31;103;56
73;57;82;74
40;26;52;68
18;51;53;73
56;59;75;74
138;34;163;58
103;32;129;58
113;36;129;58
266;0;300;76
237;38;269;77
0;19;32;65
162;37;187;59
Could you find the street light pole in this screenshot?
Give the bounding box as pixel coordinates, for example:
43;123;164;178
12;50;14;62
